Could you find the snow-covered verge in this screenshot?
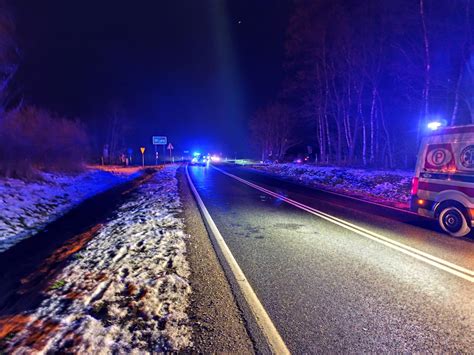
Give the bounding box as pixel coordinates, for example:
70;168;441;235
3;165;191;353
248;163;413;208
0;166;143;253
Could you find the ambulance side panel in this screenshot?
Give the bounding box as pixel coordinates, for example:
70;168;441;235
411;128;474;223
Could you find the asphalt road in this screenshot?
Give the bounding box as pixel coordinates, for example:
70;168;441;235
188;164;474;353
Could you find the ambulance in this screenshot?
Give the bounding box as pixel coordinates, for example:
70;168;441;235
411;124;474;237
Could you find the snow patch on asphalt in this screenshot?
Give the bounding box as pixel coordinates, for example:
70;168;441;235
6;165;192;353
249;163;412;208
0;167;143;253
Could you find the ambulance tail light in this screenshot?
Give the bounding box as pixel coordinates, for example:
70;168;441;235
411;177;419;195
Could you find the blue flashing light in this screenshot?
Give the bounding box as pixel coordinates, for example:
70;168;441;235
427;121;442;131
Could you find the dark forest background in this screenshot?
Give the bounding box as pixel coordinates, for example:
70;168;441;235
251;0;474;168
1;1;474;175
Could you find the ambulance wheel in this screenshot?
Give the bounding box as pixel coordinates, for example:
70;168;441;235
437;204;471;237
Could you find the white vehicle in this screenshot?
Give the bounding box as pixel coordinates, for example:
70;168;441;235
411;125;474;237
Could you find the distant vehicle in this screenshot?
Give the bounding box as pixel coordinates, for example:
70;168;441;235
411;124;474;237
191;153;208;166
210;154;222;163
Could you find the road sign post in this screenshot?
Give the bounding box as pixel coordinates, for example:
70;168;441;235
140;147;145;167
152;136;168;163
167;143;174;162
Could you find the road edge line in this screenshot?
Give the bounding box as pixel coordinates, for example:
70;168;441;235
213;166;474;283
185;166;291;355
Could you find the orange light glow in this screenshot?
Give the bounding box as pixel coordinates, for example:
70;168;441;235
469;209;474;219
417;199;425;206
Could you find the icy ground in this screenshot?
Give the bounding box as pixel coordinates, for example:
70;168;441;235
0;166;143;253
250;163;412;208
5;165;191;353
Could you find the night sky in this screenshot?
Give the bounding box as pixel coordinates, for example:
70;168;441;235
13;0;292;156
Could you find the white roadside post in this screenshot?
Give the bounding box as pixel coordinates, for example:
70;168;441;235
140;147;145;167
152;136;168;164
167;143;174;162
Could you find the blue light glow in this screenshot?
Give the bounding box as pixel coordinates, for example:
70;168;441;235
427;121;442;130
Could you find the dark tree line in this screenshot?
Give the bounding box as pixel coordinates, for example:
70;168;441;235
252;0;474;168
0;0;20;115
0;2;131;172
0;2;88;177
250;102;299;161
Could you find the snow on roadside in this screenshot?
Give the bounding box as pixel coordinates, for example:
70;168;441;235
249;163;412;208
6;165;192;353
0;166;143;253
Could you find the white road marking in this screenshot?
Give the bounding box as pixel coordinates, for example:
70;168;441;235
213;166;474;283
241;167;419;216
186;166;291;355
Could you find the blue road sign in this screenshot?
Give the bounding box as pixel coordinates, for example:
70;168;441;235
152;136;167;145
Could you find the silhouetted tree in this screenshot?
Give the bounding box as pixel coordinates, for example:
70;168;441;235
0;0;20;115
250;103;298;161
105;104;129;164
282;0;474;168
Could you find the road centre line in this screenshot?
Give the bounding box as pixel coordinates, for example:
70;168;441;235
186;166;291;354
213;166;474;283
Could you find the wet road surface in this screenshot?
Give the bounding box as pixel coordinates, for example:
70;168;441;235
188;164;474;353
